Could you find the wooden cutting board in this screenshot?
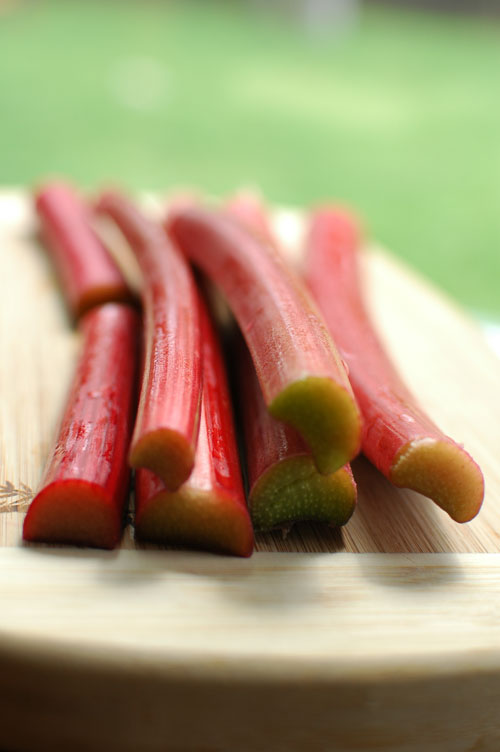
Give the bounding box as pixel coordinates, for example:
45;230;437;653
1;190;500;752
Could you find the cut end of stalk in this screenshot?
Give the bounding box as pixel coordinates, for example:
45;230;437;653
269;377;361;476
76;284;136;320
390;438;485;523
22;482;122;550
250;456;356;531
130;429;196;492
135;489;254;557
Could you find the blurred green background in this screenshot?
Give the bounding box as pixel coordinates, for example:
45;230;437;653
1;0;499;316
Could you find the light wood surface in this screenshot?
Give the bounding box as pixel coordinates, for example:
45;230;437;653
1;190;500;751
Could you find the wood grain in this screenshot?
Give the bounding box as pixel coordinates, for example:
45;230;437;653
2;190;500;752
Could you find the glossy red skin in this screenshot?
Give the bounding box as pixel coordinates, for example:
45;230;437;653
304;208;465;477
23;303;140;548
136;296;253;557
166;206;352;409
224;199;309;482
97;192;202;490
35;182;132;319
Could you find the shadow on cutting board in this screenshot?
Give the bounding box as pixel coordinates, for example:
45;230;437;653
346;457;477;556
19;451;475;594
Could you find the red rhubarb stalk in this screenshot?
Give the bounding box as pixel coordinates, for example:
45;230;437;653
225;195;356;529
135;296;254;557
224;191;276;247
35;181;133;319
238;340;356;531
167;205;362;476
23;303;139;549
97;192;202;491
304;207;484;522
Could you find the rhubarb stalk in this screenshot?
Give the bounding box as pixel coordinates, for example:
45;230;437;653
304;207;484;522
167;205;361;476
135;296;254;557
238;340;356;531
97;192;202;491
224;191;276;247
35;181;133;319
225;195;356;530
23;303;139;548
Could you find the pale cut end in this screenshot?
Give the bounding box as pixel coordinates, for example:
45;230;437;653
130;428;196;492
269;377;362;476
135;489;254;557
250;456;356;531
390;438;485;523
22;482;122;549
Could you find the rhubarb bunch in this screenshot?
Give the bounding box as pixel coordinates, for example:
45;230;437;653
167;205;362;477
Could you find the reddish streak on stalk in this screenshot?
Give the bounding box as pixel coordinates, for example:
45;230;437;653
135;298;253;557
97;192;202;492
304;207;484;523
35;181;133;319
238;340;356;531
167;205;362;476
224;192;276;247
23;304;139;549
